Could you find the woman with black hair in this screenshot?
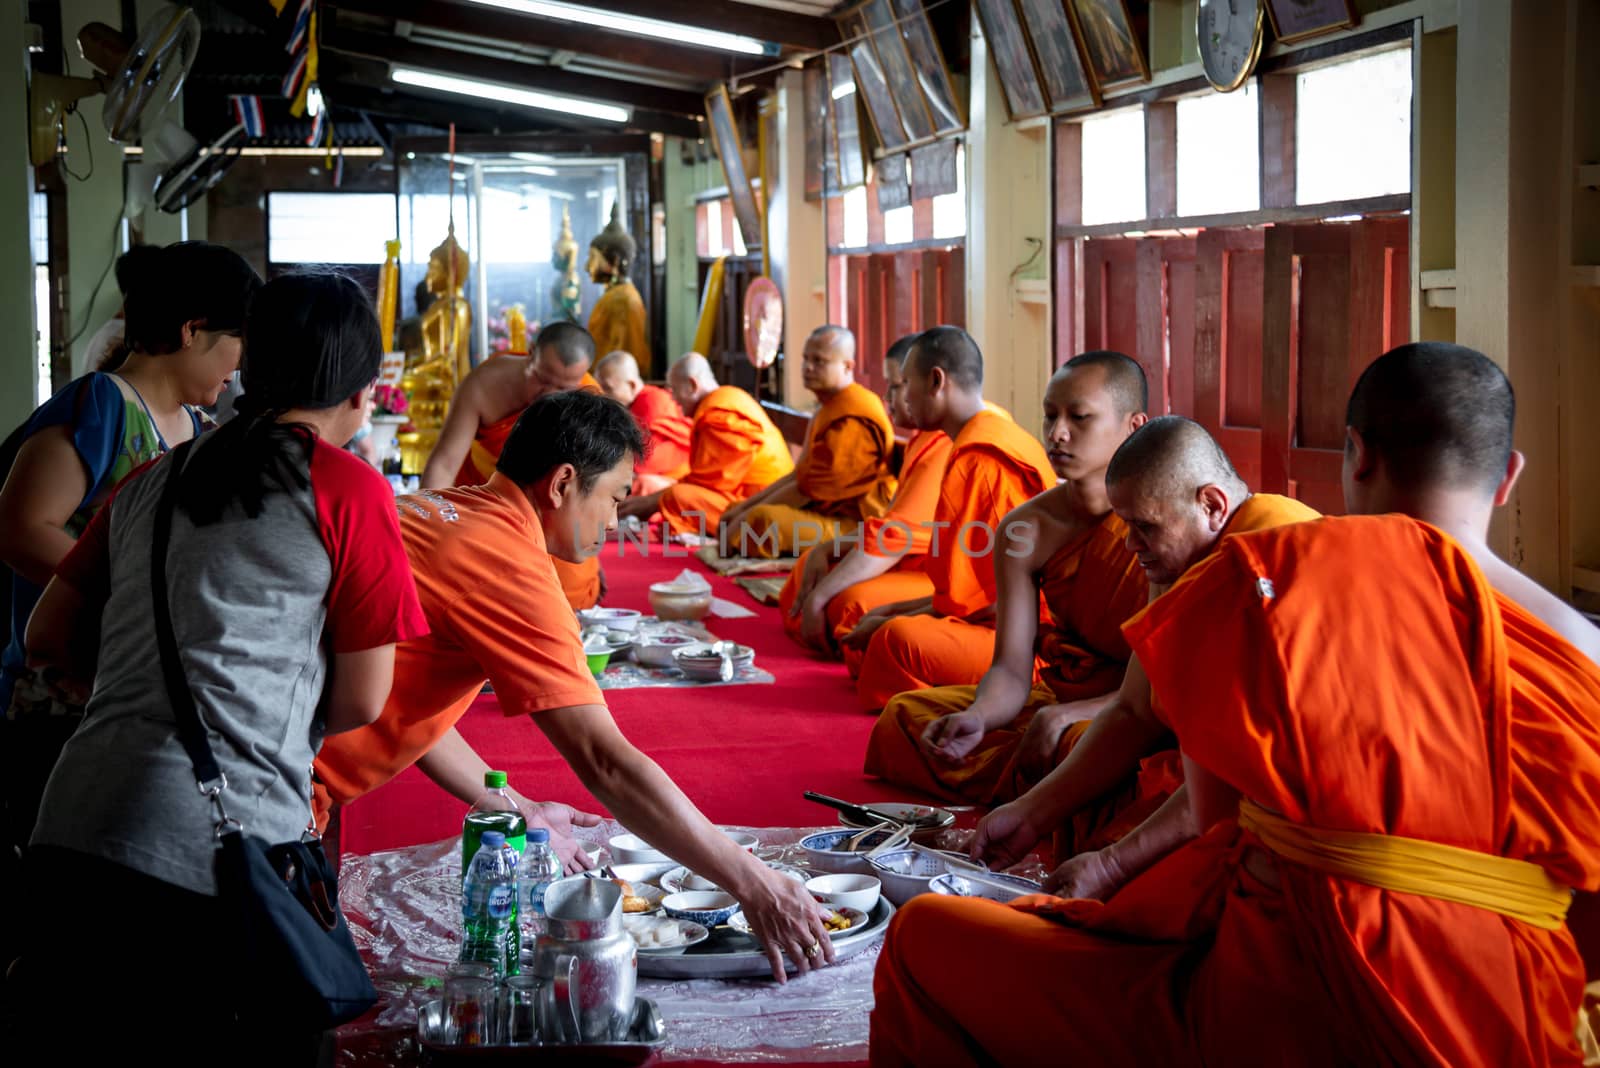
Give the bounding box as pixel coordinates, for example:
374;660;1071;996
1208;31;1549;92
9;271;428;1057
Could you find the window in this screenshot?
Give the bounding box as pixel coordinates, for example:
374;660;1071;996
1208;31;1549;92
696;197;748;258
841;185;868;249
269;193;398;264
1079;106;1146;225
1176;84;1261;217
883;204;914;245
931;144;967;240
1296;48;1412;204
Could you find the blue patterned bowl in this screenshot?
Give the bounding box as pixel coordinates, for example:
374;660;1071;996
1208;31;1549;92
866;849;987;906
928;870;1043;903
798;829;897;875
660;890;740;928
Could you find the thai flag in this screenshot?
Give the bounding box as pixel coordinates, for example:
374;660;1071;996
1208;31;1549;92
229;95;264;138
281;48;306;98
306;106;327;148
286;0;312;54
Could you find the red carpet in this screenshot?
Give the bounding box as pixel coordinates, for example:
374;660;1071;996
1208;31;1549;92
339;540;933;855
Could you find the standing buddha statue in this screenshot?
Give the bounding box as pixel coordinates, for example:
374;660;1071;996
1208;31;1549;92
585;203;651;374
551;204;582;323
398;227;472;473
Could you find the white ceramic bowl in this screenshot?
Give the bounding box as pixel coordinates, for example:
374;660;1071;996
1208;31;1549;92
865;848;987;906
580;840;603;866
723;829;760;852
673;645;755;681
797;828;897;875
805;873;882;913
607;832;670;865
634;635;706;669
928;870;1043;903
577;606;643;632
660;890;740;927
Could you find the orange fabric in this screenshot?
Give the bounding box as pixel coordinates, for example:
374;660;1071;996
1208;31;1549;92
793;382;896;519
872;515;1600;1066
587;283;651;374
859;430;952;558
313;475;604;829
863;512;1148;801
855;613;998;711
778;556;933;653
630;384;691;480
659;385;794;537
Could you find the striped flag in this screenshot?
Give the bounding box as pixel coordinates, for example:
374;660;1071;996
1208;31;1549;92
281;48;306;99
229;95;264;138
306;104;327;148
286;0;312;54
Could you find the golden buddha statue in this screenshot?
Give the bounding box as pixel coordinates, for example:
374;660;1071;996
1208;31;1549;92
585;203;651;375
399;227;472;473
551;204;582;323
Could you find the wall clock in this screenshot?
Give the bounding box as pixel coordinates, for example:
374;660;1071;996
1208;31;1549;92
1198;0;1266;93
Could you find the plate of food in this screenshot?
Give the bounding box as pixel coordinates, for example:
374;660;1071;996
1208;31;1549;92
660;862;805;896
607;875;667;915
622;913;709;954
726;905;866;939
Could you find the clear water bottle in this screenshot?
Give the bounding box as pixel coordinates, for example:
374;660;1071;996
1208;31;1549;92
518;828;562;942
460;830;520;978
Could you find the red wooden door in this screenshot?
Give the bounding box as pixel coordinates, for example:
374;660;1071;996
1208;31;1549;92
1134;237;1197;417
1194;229;1268;489
1083;238;1142;381
834;247;966;396
1262;218;1411;515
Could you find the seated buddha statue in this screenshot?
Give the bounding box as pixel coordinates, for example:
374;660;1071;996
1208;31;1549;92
550;204;583;323
399;228;472;473
585;204;651;375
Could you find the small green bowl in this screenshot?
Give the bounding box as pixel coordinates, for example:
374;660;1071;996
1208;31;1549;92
585;650;611;676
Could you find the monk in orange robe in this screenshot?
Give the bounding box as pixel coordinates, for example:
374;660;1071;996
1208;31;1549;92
871;343;1600;1068
618;353;793;537
421;321;603;609
965;417;1320;866
593;350;691;494
780;334;947;651
863;351;1154;805
723;326;895;559
841;327;1057;711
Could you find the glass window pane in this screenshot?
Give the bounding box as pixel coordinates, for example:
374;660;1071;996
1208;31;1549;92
932;144;966;240
843;185;868;248
269;192;397;264
1079;106;1147;226
883;205;913;245
1296;48;1412;204
1176;83;1260;217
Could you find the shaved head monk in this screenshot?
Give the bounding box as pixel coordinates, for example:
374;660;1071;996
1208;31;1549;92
843;326;1057;711
618;353;793;536
871;342;1600;1067
722;326;895;558
861;352;1152;804
314;391;836;983
969;415;1316;890
594;350;692;495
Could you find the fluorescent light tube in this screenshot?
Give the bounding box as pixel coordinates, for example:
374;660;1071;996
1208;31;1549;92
464;0;773;56
391;67;631;124
831;81;856;101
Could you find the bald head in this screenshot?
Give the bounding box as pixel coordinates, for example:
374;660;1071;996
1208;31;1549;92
906;326;983;391
668;352;719;416
802;324;857;396
1345;342;1514;498
1062;350;1147;418
594;350;643;405
901;326;986;434
534;321;596;368
1107;416;1249;585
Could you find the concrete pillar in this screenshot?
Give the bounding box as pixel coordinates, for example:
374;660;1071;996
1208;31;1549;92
662;137;700;367
1;2;38;429
767;68;825;407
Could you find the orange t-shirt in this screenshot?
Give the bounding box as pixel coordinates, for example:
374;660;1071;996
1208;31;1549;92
312;473;603;825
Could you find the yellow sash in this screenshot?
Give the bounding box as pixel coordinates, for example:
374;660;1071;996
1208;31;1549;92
1238;799;1572;930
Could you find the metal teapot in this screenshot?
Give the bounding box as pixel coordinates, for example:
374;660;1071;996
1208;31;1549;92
529;876;638;1043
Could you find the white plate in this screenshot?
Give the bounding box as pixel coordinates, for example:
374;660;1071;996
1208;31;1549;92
622;914;709;953
726;906;867;939
835;801;955;832
659;862;805;896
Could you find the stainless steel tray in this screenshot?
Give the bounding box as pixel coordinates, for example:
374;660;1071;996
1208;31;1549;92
417;995;665;1064
636;897;895;979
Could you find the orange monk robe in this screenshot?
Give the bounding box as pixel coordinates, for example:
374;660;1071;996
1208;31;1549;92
854;409;1057;710
455;373;604;610
871;515;1600;1068
658;385;794;539
628;383;692;493
741;383;896;557
587;282;651;376
861;512;1147;804
777;429;953;649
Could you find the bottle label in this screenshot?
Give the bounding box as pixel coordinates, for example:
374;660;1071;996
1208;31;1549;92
486;884;515;920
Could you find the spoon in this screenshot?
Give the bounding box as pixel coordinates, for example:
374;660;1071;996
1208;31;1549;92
715;640;735;682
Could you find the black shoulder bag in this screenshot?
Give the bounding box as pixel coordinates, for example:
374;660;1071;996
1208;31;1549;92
149;439;378;1029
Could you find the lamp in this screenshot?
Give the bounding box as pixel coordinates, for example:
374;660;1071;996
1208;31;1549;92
390;67;631;124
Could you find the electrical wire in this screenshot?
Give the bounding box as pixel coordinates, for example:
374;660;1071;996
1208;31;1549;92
62;212;124;352
57;107;95;182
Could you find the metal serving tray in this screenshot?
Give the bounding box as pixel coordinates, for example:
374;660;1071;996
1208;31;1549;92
635;897;895;980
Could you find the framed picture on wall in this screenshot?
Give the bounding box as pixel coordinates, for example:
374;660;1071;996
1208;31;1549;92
837;8;911;151
828;53;868;191
877;152;912;212
1065;0;1150;93
854;0;937;143
889;0;965;134
1016;0;1101;116
804;61;828;201
704;85;763;253
1264;0;1357;45
973;0;1048;121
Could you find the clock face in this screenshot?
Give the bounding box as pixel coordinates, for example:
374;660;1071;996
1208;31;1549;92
1198;0;1265;92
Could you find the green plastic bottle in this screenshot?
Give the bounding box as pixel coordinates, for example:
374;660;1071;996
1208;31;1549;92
462;771;527;875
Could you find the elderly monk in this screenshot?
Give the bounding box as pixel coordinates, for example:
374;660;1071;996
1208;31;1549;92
779;334;944;650
843;327;1057;711
618;353;793;537
862;352;1152;804
421;321;603;610
313;391;835;983
871;342;1600;1067
722;326;895;558
971;416;1318;879
593;350;691;494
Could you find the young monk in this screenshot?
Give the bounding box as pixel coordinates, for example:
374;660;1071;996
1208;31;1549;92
592;349;691;494
421;321;603;609
870;342;1600;1067
841;326;1057;711
722;326;895;558
862;352;1151;804
778;334;945;651
969;416;1319;871
314;390;835;983
618;353;793;538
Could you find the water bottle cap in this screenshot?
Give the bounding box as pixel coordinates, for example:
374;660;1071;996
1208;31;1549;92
484;770;508;789
527;828;549;843
480;831;506;849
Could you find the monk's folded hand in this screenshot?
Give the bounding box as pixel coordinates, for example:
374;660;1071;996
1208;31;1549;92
1043;847;1128;902
971;800;1044;870
736;864;837;984
919;712;985;764
515;797;605;875
799;595;832;648
840;609;891;650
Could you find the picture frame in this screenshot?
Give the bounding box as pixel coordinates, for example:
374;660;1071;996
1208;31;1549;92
889;0;965;134
876;151;912;213
1264;0;1358;46
1016;0;1101;116
828;53;868;192
1064;0;1150;94
704;85;763;253
856;0;937;143
803;60;828;202
836;7;911;151
910;139;958;200
973;0;1048;121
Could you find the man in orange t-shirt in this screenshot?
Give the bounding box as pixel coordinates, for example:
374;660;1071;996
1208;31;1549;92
313;390;835;983
593;349;691;494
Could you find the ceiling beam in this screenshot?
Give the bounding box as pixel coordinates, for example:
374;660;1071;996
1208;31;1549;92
327;0;761;85
600;0;836;51
323;22;710;117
